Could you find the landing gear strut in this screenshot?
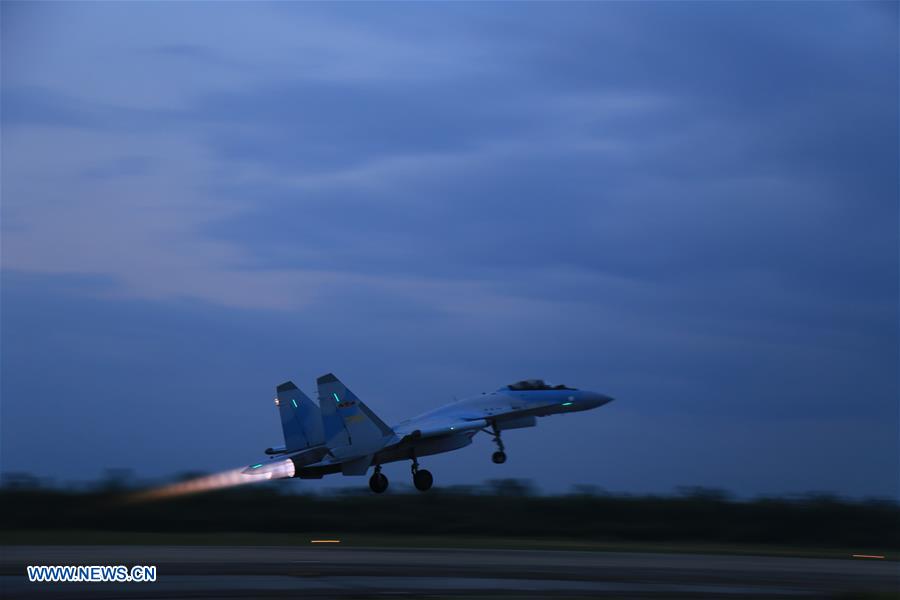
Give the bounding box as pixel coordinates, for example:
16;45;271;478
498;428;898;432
369;465;388;494
410;452;433;492
490;422;507;464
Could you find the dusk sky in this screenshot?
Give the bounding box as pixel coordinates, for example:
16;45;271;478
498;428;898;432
2;2;897;498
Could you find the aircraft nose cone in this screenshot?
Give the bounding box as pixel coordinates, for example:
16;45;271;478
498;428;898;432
589;392;615;407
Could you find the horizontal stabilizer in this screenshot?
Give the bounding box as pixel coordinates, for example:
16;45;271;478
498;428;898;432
290;445;331;467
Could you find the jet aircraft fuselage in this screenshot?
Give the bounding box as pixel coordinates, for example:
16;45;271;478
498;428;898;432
244;376;614;493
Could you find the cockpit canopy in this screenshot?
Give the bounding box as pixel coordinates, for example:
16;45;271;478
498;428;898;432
506;379;576;391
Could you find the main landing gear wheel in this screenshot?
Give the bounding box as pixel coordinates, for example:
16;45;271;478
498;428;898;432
410;452;433;492
413;469;433;491
492;451;507;464
369;469;388;494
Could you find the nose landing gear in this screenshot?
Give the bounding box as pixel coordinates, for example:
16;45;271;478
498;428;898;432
369;465;388;494
410;453;433;491
489;421;507;464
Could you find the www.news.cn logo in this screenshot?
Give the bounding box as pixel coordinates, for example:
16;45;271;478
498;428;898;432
27;565;157;583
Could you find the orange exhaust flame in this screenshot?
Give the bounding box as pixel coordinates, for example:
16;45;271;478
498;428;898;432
123;460;295;504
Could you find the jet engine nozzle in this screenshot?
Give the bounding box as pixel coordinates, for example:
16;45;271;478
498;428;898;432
241;458;296;480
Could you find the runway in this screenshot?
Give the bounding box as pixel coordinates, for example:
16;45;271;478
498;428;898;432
2;545;897;598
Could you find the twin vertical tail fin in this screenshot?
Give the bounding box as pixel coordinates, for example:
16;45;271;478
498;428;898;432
317;373;392;452
272;374;392;466
276;381;324;451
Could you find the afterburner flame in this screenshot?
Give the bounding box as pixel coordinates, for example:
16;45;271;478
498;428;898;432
124;459;295;504
241;459;296;479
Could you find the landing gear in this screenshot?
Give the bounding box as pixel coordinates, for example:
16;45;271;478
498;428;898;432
410;452;433;492
413;469;433;491
489;421;507;464
369;465;388;494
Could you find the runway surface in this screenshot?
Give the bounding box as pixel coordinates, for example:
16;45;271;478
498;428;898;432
1;545;897;599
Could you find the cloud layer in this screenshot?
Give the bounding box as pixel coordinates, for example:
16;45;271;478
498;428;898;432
2;3;897;496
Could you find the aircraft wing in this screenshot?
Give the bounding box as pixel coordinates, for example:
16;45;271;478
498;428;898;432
393;418;487;442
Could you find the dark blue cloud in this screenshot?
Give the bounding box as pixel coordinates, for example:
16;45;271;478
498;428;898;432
1;2;896;497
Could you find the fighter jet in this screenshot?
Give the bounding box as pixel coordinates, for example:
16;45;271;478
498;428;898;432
243;374;614;493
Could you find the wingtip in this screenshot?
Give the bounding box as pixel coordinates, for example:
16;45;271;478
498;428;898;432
317;373;338;384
